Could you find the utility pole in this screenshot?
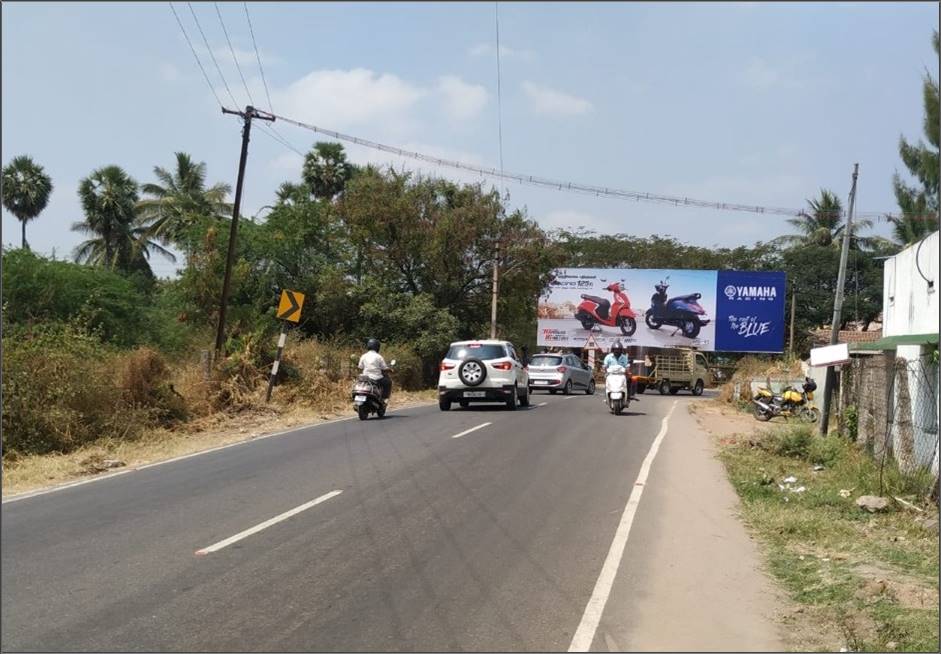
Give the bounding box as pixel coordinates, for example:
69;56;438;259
214;105;275;357
490;238;500;339
788;286;796;359
819;163;859;436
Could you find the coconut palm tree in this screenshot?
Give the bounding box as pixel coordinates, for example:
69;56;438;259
885;211;937;247
72;165;174;274
302;142;354;200
776;189;876;250
1;155;53;249
137;152;231;250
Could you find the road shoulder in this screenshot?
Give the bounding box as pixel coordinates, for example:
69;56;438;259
596;397;787;651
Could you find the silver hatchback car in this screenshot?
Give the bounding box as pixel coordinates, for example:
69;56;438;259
527;353;595;395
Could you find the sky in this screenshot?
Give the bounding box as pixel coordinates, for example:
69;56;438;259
2;1;938;278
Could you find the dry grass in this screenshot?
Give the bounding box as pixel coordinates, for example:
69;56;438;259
2;388;437;496
694;400;940;652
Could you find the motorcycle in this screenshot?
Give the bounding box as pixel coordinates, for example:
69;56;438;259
351;359;396;421
605;364;631;415
645;277;710;339
574;280;638;336
752;377;819;423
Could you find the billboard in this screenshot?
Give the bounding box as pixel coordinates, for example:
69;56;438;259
537;268;786;353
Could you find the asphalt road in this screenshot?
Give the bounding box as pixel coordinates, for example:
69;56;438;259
2;389;781;652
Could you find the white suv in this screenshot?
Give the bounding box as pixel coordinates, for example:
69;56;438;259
438;340;530;411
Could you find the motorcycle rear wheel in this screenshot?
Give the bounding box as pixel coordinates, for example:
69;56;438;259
682;320;701;338
358;405;370;421
753;405;772;422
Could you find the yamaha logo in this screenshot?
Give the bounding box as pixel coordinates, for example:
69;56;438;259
725;285;778;301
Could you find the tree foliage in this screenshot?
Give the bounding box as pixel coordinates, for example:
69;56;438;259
891;30;940;246
1;155;53;249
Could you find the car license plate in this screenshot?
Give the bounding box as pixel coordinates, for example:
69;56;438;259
463;391;486;398
609;392;623;399
354;395;367;402
534;380;549;385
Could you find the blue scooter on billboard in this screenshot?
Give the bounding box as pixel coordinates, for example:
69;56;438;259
645;277;710;338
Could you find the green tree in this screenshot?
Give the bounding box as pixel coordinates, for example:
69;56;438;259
137;152;231;252
73;166;174;276
1;155;53;250
890;30;940;246
340;168;558;349
302;142;355;201
777;189;875;249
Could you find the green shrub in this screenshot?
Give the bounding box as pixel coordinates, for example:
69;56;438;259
842;405;859;441
807;434;848;467
1;249;148;347
767;425;814;459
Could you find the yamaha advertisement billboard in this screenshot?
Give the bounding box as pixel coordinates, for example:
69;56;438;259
537;268;786;353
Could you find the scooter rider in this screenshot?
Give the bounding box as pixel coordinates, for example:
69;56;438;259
358;338;391;402
603;342;634;399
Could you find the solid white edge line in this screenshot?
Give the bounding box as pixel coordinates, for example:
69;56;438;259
450;422;492;439
568;399;678;652
2;402;435;505
195;490;343;555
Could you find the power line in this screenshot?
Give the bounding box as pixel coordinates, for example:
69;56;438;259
168;2;223;108
243;2;274;112
214;2;255;107
187;2;239;108
262;109;921;221
256;123;306;157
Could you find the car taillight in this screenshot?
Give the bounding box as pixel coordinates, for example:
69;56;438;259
440;362;455;371
557;366;568;373
492;361;513;371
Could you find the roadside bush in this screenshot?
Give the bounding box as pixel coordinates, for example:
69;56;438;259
1;323;147;455
1;249;148;347
118;347;187;424
767;425;814;459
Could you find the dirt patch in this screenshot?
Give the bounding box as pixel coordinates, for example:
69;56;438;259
691;400;778;442
854;564;939;610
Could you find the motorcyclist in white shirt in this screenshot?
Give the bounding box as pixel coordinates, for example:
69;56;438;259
358;338;391;402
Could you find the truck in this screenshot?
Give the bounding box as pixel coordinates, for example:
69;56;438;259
633;349;709;396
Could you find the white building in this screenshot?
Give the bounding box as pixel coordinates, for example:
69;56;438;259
875;230;939;475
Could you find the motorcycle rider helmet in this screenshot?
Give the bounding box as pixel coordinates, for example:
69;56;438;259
366;338;381;353
611;341;624;356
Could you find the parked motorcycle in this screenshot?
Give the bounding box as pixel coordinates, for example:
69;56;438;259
605;363;631;415
645;277;710;338
351;359;396;421
752;377;819;423
574;281;637;336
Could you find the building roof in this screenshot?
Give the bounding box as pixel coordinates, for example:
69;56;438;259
810;329;883;346
850;333;940;351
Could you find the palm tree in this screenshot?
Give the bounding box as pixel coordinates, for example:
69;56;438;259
776;189;876;249
72;165;174;274
885;211;937;247
302;142;354;200
137;152;231;250
1;155;53;249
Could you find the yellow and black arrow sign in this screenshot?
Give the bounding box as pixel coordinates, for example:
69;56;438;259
276;289;305;323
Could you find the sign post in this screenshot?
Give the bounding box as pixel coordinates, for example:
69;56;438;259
266;289;305;403
584;333;600;372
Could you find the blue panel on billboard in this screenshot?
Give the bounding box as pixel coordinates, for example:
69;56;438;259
714;271;787;353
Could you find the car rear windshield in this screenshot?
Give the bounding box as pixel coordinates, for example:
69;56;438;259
529;355;562;367
446;344;507;360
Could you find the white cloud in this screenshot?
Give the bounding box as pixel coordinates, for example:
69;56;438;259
437;75;488;120
273;68;426;131
522;81;593;116
160;63;180;82
468;43;535;61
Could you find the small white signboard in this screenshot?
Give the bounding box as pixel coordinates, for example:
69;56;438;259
810;343;850;367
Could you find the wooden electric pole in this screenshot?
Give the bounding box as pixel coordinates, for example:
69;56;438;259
214;105;274;357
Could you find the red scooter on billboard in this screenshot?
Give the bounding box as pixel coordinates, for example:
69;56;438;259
574;280;637;336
